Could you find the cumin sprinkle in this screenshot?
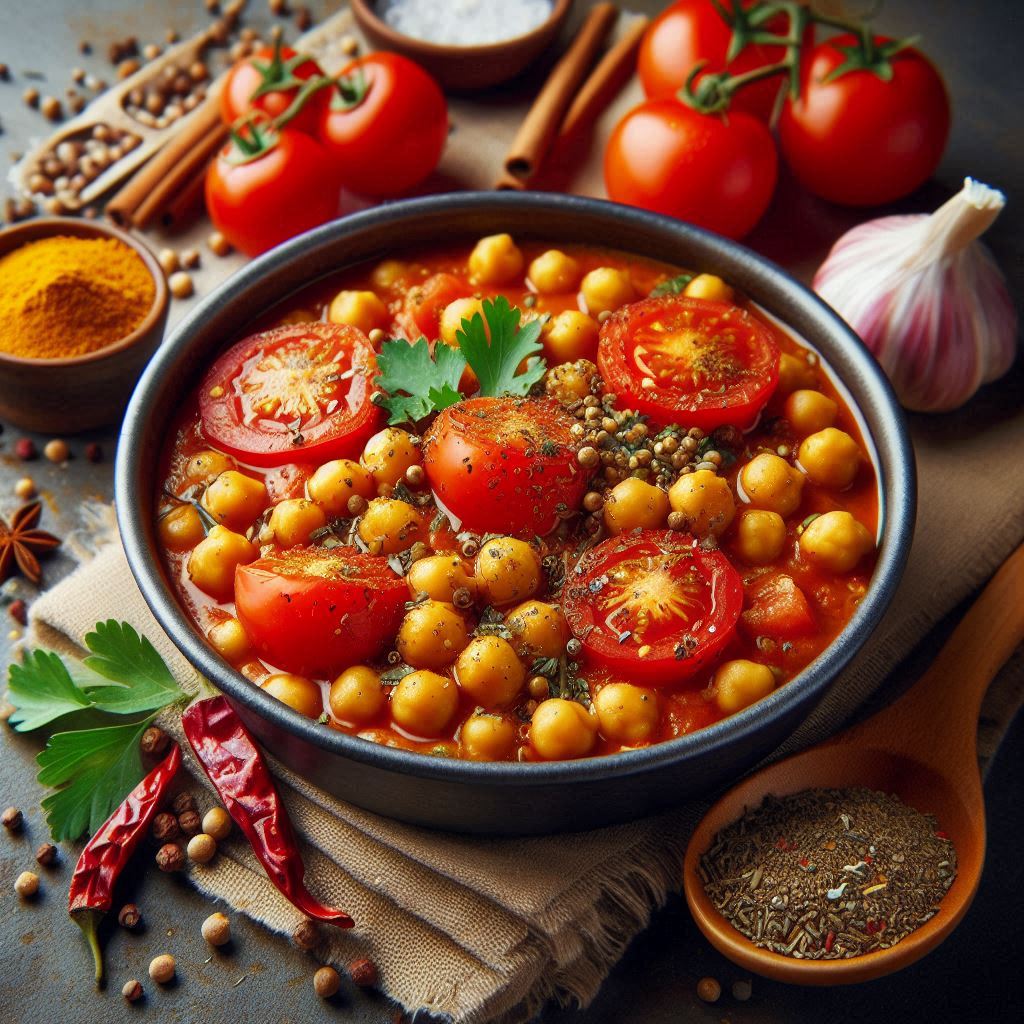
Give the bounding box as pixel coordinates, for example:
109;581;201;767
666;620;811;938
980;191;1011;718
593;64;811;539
699;788;956;960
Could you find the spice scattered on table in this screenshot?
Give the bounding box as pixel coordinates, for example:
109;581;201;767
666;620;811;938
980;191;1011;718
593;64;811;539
0;236;155;359
2;805;24;831
34;842;58;867
118;903;142;930
0;502;60;585
187;832;217;863
201;911;231;946
122;979;144;1003
349;957;380;989
43;438;69;463
700;788;957;960
15;870;40;897
696;976;721;1003
292;917;320;951
156;841;185;872
149;953;176;984
313;965;341;998
202;806;232;840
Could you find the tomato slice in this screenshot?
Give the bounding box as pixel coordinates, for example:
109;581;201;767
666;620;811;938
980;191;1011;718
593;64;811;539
422;395;588;536
563;530;743;686
597;296;779;431
199;323;383;467
234;545;406;678
394;272;465;342
740;572;816;639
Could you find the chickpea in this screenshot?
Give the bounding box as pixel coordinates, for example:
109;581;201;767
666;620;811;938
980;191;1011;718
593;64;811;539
603;477;670;535
397;600;469;669
713;659;775;714
185;449;235;485
799;510;874;573
593;683;659;744
158;504;205;551
580;266;635;317
777;352;817;396
268;498;327;547
784;389;837;436
390;669;458;736
683;273;733;303
543;310;599;364
307;459;374;516
208;617;252;662
327;289;389;335
798;427;862;490
329;665;386;724
529;698;598;760
455;635;526;707
528;249;581;293
371;259;407;290
202;470;268;530
407;553;475;602
739;453;804;517
262;672;323;719
357;498;425;554
439;296;485;347
544;358;598;405
361;427;420;487
475;537;542;606
468;233;524;285
667;470;735;538
733;509;787;564
505;600;568;659
187;525;257;600
459;711;517;761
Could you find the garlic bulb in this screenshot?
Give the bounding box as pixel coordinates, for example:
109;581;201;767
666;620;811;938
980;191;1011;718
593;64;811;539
813;178;1017;412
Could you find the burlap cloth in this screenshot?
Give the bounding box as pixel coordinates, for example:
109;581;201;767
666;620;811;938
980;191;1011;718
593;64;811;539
19;7;1024;1023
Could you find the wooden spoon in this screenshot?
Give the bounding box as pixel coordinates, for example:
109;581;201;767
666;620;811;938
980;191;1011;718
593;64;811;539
683;541;1024;984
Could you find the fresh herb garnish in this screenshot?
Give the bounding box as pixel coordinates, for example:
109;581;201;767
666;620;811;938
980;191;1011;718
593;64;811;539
374;296;547;426
7;621;189;840
650;273;694;297
474;606;513;641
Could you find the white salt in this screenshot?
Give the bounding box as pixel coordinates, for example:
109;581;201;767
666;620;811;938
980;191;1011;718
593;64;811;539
378;0;553;46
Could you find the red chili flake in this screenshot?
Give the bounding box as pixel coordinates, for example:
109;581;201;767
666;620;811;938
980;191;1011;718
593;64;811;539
866;919;878;935
935;830;948;839
824;930;836;953
799;857;809;867
775;838;789;851
878;919;886;932
864;854;873;864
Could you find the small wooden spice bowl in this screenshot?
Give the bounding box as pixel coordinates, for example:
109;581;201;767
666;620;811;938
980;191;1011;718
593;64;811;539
350;0;575;92
0;218;168;433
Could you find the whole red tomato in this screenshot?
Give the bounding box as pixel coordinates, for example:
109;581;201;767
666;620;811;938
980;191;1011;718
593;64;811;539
319;53;448;198
604;98;777;239
221;42;330;135
779;35;950;206
639;0;794;121
205;127;339;256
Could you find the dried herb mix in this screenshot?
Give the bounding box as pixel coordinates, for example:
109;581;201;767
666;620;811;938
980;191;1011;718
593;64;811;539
699;788;957;959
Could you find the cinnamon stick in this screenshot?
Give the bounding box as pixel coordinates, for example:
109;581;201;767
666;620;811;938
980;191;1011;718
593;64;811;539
106;94;226;229
500;3;619;184
558;15;649;142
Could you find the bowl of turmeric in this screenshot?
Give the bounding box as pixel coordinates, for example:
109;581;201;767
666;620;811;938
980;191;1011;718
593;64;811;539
0;217;168;433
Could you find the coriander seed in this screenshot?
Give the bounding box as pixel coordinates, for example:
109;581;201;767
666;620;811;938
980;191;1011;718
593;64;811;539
155;842;184;872
2;806;23;831
15;870;39;897
291;918;320;951
122;979;144;1002
202;806;231;841
119;903;142;929
23;87;40;108
201;911;231;946
158;248;179;275
43;438;69;463
346;494;368;517
732;979;752;1001
180;248;201;270
148;953;175;984
169;271;194;299
35;842;58;867
187;833;217;864
696;977;721;1003
207;230;231;256
14;477;35;500
313;965;341;998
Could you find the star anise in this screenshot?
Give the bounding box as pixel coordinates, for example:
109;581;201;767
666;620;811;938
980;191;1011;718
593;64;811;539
0;502;61;585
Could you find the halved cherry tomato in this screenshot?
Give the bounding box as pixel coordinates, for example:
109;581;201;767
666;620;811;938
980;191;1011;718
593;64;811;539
199;322;383;468
394;272;465;342
234;545;406;678
422;396;588;536
740;572;815;639
598;296;779;431
563;530;742;686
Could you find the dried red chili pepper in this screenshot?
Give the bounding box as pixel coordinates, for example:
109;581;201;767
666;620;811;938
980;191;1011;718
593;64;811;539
69;744;181;985
181;695;354;929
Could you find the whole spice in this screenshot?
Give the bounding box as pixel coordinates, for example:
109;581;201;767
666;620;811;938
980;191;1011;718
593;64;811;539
85;443;104;464
148;953;175;984
313;965;341;998
118;903;142;929
156;842;185;871
291;917;320;951
2;805;24;831
696;977;721;1003
348;957;379;988
14;478;36;501
122;979;144;1002
699;787;957;960
178;808;201;835
181;696;354;928
187;833;217;863
14;438;37;460
0;502;60;584
35;842;58;866
140;725;171;756
69;745;180;984
0;237;155;359
814;178;1016;412
202;806;231;840
202;911;231;946
15;870;40;897
151;811;180;841
170;791;196;815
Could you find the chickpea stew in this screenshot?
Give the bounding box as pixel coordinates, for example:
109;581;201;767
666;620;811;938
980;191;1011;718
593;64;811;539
158;235;879;763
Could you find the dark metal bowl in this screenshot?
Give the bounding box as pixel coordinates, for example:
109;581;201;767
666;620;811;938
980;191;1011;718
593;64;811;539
117;193;915;836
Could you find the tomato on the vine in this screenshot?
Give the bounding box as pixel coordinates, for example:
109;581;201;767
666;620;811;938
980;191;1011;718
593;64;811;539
319;52;448;198
639;0;794;121
221;40;330;136
779;35;950;206
604;99;777;239
205;124;339;256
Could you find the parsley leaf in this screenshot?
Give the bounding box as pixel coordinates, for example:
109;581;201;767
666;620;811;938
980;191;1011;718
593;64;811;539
374;336;467;425
37;716;156;842
6;651;114;732
457;296;545;397
650;273;694;297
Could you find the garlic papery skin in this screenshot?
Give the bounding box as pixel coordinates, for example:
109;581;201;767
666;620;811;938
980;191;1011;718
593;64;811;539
813;178;1017;412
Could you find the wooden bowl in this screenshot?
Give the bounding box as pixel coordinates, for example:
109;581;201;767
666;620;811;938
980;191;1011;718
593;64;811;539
0;218;168;434
350;0;575;91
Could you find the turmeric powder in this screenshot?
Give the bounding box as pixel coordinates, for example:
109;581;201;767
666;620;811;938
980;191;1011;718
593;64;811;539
0;235;156;359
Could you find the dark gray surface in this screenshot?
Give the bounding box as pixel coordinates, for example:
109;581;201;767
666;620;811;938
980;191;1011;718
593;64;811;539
2;1;1022;1022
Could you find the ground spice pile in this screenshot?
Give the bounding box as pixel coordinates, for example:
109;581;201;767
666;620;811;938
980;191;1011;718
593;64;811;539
699;787;957;960
0;235;155;359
